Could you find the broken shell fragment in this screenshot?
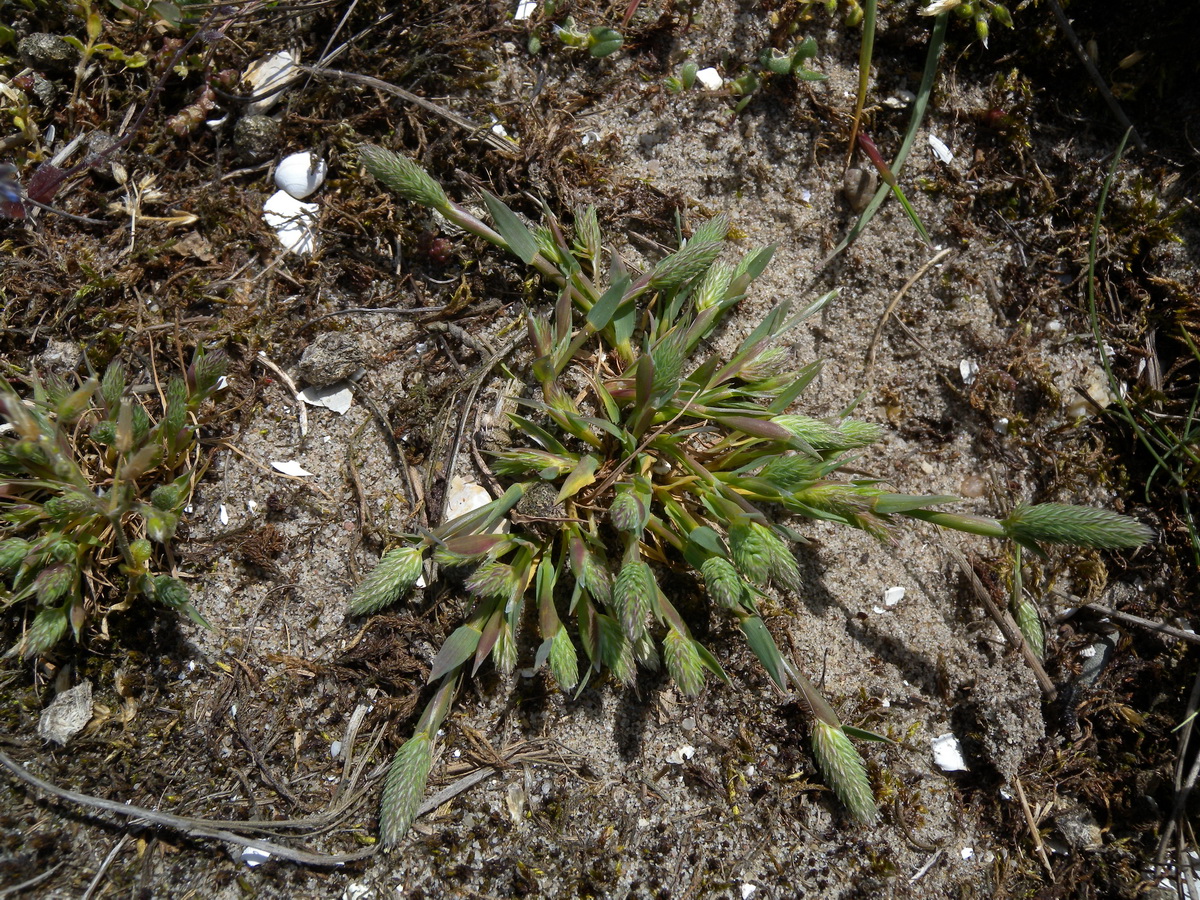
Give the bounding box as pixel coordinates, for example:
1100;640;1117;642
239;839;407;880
446;476;492;520
695;67;723;91
275;150;327;200
932;732;968;772
263;189;318;255
243;50;299;115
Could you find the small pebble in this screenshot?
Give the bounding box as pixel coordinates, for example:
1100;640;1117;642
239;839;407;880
18;33;76;74
234;115;281;162
843;166;877;212
960;473;988;498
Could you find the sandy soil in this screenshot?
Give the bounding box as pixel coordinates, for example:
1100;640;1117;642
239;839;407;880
2;1;1196;898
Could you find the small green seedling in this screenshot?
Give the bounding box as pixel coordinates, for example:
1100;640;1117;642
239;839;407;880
554;17;623;58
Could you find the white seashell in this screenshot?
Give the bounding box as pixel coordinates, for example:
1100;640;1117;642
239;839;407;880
932;732;969;772
299;382;353;414
271;460;315;477
243;50;299;115
928;133;954;164
666;744;696;765
959;358;979;385
275;151;327;200
695;67;723;91
263;189;318;255
446;475;491;519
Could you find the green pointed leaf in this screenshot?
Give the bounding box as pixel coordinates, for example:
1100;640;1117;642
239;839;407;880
557;455;599;502
739;615;787;689
693;640;732;685
473;606;505;674
586;272;633;331
429;622;484;681
842;725;898;744
482;191;540;264
687;527;726;557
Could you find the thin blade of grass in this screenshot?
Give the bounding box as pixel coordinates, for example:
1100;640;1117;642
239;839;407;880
845;0;877;168
818;12;948;269
889;183;932;246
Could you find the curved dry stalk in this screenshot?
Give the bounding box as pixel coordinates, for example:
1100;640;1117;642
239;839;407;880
0;748;376;867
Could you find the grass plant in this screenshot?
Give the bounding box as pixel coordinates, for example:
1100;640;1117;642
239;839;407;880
354;145;1153;845
0;350;226;656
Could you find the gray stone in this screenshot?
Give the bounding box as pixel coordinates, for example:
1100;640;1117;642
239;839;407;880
28;71;57;106
1055;802;1103;852
36;339;82;374
85;131;121;176
37;681;93;746
843;166;878;213
18;33;77;75
296;332;365;387
233;115;280;162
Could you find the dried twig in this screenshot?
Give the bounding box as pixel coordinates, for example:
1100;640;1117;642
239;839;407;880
1056;597;1200;647
1014;776;1055;882
864;247;951;386
0;862;64;899
945;543;1057;700
298;66;520;159
255;352;308;438
0;748;376;867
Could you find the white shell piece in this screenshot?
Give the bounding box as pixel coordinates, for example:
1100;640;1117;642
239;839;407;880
884;586;906;606
244;50;299;115
275;151;327;200
37;681;93;746
514;0;537;20
741;886;757;900
240;847;272;867
920;0;963;15
300;382;354;415
1066;365;1120;419
272;460;316;477
959;358;979;385
666;744;696;765
960;847;975;861
263;190;318;255
446;476;491;519
932;732;969;772
928;133;954;163
219;503;230;525
695;67;723;91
